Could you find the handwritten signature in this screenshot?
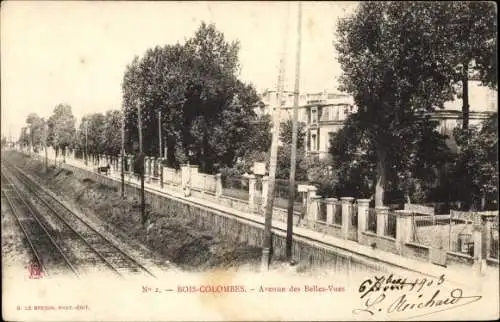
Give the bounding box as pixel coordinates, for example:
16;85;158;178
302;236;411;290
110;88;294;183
353;288;482;319
355;274;482;319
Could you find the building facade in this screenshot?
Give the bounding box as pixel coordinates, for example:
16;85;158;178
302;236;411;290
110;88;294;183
257;81;497;159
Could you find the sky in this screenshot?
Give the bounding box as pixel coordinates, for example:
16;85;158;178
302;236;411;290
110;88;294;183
1;1;358;140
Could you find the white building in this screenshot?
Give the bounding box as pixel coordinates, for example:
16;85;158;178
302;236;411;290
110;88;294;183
256;81;497;159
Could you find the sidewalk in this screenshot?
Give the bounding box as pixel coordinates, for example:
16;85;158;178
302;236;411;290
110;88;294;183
63;157;495;287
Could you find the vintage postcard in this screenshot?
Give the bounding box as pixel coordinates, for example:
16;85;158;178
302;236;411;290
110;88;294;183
1;1;499;321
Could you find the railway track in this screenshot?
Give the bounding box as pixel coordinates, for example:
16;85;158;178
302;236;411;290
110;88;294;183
1;161;155;278
1;168;78;278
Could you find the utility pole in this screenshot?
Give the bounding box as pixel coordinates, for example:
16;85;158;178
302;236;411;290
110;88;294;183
261;5;290;271
137;100;146;225
84;121;88;166
286;1;302;260
158;110;163;189
121;111;125;198
44;123;48;172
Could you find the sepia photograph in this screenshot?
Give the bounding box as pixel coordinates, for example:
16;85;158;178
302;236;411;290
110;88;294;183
1;1;498;321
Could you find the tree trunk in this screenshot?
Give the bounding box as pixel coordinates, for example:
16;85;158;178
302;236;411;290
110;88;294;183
375;147;388;208
462;63;470;130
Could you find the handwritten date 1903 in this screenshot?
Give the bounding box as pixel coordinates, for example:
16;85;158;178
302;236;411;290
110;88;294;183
359;274;445;299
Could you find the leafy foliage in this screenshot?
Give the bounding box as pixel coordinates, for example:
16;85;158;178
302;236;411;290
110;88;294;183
279;119;306;149
122;22;260;173
47;104;76;155
452;114;499;209
443;2;497;128
335;2;458;206
75;110;123;157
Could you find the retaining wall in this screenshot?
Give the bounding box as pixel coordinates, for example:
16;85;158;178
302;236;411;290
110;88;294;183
61;162;391;274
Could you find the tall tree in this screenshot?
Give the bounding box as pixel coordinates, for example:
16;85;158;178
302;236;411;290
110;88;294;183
335;2;456;206
446;2;497;129
25;113;44;148
102;110;123;155
280;119;306;149
122;22;261;172
453;114;498;209
48;104;76;159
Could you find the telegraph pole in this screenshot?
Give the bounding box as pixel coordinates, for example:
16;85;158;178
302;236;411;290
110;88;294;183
261;5;290;271
158;110;163;189
121;111;125;198
84;121;88;166
137;100;146;225
286;1;302;260
44;123;48;172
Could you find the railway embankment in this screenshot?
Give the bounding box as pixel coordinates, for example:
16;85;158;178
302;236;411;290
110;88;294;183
6;151;292;273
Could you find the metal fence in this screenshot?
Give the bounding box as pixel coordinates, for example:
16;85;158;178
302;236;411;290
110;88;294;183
349;202;358;241
334;202;342;225
350;203;358;227
222;176;249;200
456;233;474;256
273;179;305;213
318;199;328;222
385;211;397;238
367;208;377;233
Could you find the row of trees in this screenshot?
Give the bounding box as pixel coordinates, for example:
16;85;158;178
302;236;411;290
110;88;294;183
121;22;269;173
20;23;273;174
19;104;76;158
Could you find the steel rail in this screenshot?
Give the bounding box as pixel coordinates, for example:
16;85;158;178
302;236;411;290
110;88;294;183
6;162;155;278
1;167;79;278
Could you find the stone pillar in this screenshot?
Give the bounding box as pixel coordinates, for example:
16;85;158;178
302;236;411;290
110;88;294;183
180;164;191;189
357;199;370;234
261;176;269;213
376;206;389;237
472;214;484;274
483;215;496;263
248;174;257;212
309;195;322;222
301;191;308;214
326;198;337;224
190;165;199;175
341;197;354;239
395;210;413;254
215;173;222;198
190;165;199;188
306;186;318;221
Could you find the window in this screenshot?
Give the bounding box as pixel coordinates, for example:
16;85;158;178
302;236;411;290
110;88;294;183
311;107;318;124
311;134;317;151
